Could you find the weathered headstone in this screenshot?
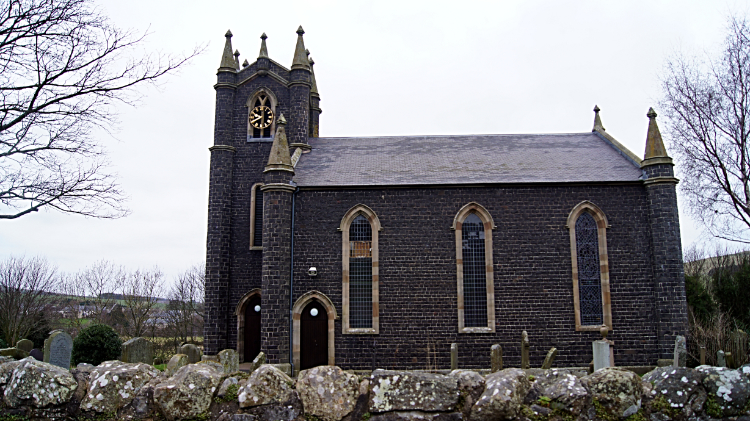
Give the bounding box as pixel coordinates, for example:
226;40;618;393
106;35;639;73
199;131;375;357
180;343;201;363
726;351;735;369
121;337;154;365
166;353;188;376
700;346;706;365
592;340;611;371
44;330;73;369
218;348;239;374
0;348;29;359
29;348;43;361
450;343;458;370
718;350;727;367
541;347;558;369
521;331;530;369
16;339;33;353
490;344;503;373
250;351;266;373
673;335;687;367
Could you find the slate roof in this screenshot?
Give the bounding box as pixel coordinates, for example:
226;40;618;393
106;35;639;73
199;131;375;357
293;132;643;187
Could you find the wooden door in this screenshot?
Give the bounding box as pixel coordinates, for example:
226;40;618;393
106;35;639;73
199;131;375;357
244;295;261;362
300;300;328;370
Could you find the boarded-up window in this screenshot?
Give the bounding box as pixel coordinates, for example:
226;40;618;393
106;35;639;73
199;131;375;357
253;189;263;247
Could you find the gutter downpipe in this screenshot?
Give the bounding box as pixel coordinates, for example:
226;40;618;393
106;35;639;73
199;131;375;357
289;185;298;376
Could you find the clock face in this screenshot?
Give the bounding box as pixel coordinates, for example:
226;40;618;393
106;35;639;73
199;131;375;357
250;105;274;129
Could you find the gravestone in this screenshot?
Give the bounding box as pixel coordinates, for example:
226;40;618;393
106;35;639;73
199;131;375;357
490;344;503;373
250;351;266;373
541;347;558;369
0;348;29;359
121;337;154;365
16;339;33;353
726;352;735;369
218;348;239;374
30;348;43;361
700;346;707;365
718;350;727;367
450;343;458;370
166;353;188;376
521;331;530;369
180;343;201;363
44;331;73;369
673;335;687;367
592;340;611;371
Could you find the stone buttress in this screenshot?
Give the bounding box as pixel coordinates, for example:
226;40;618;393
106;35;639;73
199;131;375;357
641;108;688;359
260;115;295;364
205;31;239;355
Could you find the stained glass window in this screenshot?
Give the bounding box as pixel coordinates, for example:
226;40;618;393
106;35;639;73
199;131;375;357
462;213;488;328
576;213;603;325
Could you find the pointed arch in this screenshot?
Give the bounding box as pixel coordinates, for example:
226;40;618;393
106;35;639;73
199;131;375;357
454;202;496;333
292;291;337;374
247;88;278;139
452;202;497;231
235;288;262;362
567;201;612;332
340;204;381;334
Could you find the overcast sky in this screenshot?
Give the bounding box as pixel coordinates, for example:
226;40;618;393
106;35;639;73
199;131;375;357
0;0;743;287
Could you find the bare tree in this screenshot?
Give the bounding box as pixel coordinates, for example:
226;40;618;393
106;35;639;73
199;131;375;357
0;0;200;219
164;264;205;344
660;14;750;243
0;256;58;345
58;260;122;332
120;267;163;338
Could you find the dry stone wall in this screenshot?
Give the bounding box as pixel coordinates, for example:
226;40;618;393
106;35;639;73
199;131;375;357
4;356;750;420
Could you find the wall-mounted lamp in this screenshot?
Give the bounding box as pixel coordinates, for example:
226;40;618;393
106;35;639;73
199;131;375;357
308;267;317;277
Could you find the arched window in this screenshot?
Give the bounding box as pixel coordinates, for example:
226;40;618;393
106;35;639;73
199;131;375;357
249;183;263;250
567;201;612;332
247;90;277;139
453;202;496;333
340;205;380;334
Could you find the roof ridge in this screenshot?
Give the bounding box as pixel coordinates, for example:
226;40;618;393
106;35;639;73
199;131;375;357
311;132;597;140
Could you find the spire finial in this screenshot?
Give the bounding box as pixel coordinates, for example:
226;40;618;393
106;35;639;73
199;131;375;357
219;29;237;70
644;107;670;160
592;105;605;132
259;32;269;58
291;26;310;70
265;114;293;172
233;49;240;69
242;59;249;68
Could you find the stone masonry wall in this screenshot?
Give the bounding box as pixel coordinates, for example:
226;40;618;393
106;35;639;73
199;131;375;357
280;183;659;370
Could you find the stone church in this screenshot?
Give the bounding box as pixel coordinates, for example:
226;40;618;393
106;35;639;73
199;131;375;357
204;27;688;373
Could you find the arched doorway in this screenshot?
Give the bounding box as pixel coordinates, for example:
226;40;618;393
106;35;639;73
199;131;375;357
235;288;261;363
244;295;262;362
300;300;328;370
292;290;337;373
